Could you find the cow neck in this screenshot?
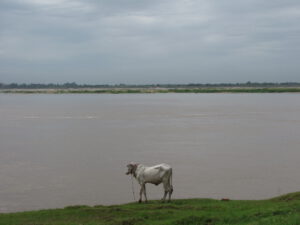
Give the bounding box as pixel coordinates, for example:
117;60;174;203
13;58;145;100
133;163;139;178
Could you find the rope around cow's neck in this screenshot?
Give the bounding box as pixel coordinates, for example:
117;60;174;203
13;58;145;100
131;174;136;202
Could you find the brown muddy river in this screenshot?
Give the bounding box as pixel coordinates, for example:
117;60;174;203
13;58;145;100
0;93;300;212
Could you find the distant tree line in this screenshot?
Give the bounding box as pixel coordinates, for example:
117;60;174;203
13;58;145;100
0;82;300;89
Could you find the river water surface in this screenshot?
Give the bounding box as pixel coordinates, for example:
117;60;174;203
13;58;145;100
1;93;300;212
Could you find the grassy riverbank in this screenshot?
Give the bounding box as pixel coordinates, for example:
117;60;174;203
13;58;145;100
1;86;300;94
1;192;300;225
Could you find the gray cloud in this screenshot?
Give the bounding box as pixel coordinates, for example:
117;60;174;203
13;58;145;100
1;0;300;84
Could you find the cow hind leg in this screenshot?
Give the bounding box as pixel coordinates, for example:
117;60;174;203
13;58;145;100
168;185;173;202
163;175;173;202
167;169;173;202
161;190;168;202
161;180;169;202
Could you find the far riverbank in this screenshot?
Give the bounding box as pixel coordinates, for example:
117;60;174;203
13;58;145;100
1;86;300;94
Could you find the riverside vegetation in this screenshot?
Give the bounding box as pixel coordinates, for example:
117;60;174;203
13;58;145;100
1;82;300;94
1;192;300;225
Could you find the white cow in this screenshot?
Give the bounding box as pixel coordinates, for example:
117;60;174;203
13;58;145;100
126;163;173;203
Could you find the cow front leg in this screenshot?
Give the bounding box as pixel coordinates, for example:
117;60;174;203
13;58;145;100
143;184;148;203
139;185;143;203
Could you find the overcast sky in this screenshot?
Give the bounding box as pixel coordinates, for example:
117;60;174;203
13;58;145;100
1;0;300;84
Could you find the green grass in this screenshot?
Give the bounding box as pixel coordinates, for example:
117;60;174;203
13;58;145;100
1;87;300;94
1;192;300;225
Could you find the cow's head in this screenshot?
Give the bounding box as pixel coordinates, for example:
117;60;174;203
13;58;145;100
126;163;138;176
